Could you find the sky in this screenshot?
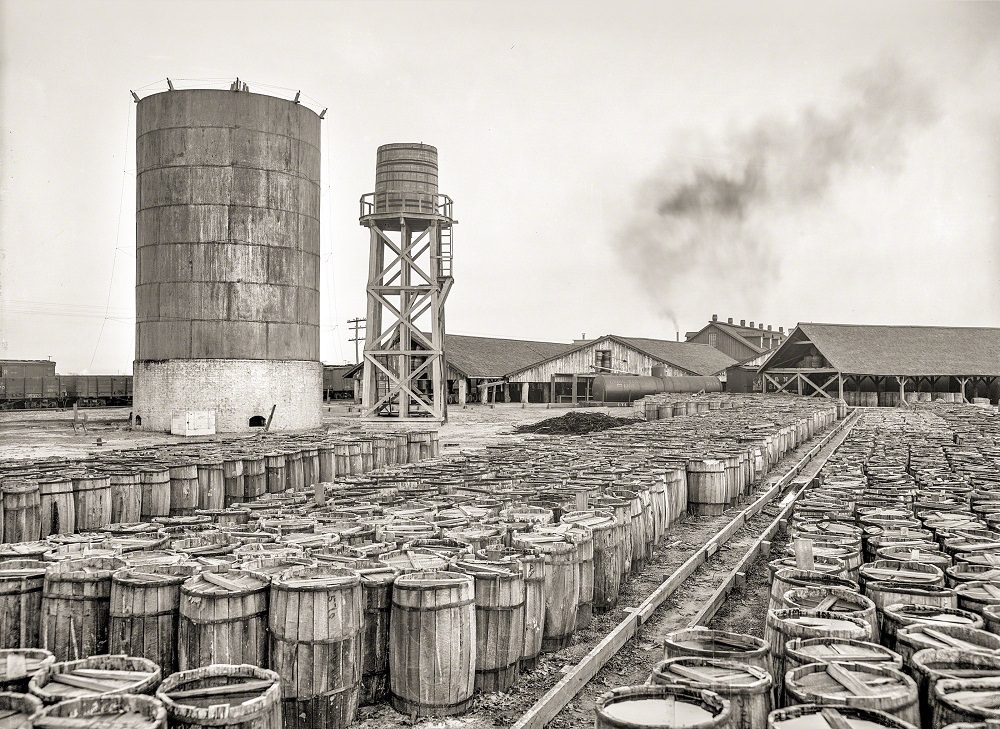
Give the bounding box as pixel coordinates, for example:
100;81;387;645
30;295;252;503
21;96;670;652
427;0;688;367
1;0;998;373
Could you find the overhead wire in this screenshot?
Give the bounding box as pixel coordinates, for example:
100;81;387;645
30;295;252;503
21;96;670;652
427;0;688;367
88;101;133;369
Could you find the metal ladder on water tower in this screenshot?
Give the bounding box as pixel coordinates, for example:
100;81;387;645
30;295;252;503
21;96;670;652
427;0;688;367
438;226;453;280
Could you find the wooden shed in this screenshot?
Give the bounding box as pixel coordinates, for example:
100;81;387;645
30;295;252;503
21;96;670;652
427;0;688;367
758;323;1000;405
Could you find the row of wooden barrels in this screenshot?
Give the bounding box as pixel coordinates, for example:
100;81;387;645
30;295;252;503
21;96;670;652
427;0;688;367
0;429;440;544
590;406;1000;728
0;656;283;728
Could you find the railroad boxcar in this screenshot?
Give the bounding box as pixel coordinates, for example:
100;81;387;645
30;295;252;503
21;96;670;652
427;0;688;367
323;364;356;400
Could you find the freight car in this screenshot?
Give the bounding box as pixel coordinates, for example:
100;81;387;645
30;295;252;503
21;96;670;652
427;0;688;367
323;364;356;400
0;374;133;409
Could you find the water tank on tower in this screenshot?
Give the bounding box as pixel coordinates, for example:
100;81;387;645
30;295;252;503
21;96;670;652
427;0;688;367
132;84;322;432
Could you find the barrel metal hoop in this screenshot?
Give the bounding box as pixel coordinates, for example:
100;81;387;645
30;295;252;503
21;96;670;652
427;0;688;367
391;599;474;612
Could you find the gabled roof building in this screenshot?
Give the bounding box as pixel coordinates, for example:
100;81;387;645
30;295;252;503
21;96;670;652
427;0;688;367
758;323;1000;405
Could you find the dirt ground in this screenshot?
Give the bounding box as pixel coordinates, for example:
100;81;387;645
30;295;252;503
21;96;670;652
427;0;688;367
0;402;621;462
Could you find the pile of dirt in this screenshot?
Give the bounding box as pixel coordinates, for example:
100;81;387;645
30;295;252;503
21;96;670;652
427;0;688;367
514;411;639;435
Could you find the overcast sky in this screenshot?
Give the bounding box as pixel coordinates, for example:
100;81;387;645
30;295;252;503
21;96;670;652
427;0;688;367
1;0;998;373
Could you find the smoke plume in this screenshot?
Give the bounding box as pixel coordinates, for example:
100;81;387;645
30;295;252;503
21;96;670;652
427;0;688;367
618;57;938;321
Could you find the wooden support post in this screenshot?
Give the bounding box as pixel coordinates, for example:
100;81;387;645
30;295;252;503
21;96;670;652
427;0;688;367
503;383;510;403
838;373;844;401
796;373;803;396
458;379;467;406
958;377;969;404
521;382;530;404
549;375;556;404
571;374;578;405
897;375;906;404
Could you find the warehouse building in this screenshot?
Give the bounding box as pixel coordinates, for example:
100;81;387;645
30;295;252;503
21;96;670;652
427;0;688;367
758;323;1000;405
348;333;735;405
685;314;787;361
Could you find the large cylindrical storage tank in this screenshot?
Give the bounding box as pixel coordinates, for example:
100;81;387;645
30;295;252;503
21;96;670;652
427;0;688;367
133;88;322;432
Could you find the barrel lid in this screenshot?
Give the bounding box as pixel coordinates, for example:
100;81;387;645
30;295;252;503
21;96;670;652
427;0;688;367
788;638;899;664
860;559;943;583
0;559;47;578
791;662;912;699
29;654;160;700
182;570;267;595
956;580;1000;601
113;563;201;585
769;703;912;729
655;657;769;687
270;565;360;590
898;624;1000;652
379;549;450;572
0;648;54;681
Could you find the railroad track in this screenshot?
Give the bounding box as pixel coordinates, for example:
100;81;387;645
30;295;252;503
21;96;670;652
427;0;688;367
510;409;860;729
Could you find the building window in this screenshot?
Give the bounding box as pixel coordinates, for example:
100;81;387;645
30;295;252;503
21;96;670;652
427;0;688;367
708;332;718;348
595;350;612;371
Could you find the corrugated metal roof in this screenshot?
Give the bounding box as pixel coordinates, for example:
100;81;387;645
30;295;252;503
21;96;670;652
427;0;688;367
767;323;1000;377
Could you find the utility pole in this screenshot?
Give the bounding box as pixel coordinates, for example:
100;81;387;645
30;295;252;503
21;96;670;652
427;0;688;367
347;317;366;364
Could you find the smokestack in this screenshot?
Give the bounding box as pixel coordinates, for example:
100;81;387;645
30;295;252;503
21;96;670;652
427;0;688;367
676;332;680;342
779;326;784;334
727;317;733;324
740;319;746;327
712;314;718;322
749;321;755;329
759;323;764;330
767;324;772;331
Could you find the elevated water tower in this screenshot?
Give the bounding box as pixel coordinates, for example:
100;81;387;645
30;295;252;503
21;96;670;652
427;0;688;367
359;143;455;421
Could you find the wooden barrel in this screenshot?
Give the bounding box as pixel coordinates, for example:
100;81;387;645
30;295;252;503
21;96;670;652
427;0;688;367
300;449;320;489
456;561;525;693
783;662;919;726
766;704;916;729
269;566;362;729
911;648;1000;728
860;559;946;590
562;511;622;612
177;570;269;670
484;550;547;672
0;559;47;649
895;623;1000;671
769;568;859;614
0;648;54;692
946;562;1000;588
222;458;246;507
265;453;287;494
783;637;902;672
167;464;200;516
285;450;305;490
955;580;1000;616
317;446;335;482
29;654;161;704
0;691;42;726
242;456;267;501
389;570;475;717
1;480;41;544
139;468;171;520
70;473;112;532
512;534;578;651
37;477;75;537
107;470;143;524
781;586;879;642
661;629;770;674
882;603;983;652
194;460;224;511
651;657;771;729
864;581;957;635
686;459;727;516
933;676;1000;728
41;556;123;661
110;563;202;676
765;610;871;702
594;684;731;729
156;664;282;729
358;567;397;707
545;524;594;628
28;693;166;728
